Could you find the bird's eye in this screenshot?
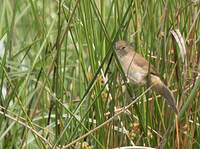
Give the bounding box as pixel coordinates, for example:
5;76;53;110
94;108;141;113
122;46;126;49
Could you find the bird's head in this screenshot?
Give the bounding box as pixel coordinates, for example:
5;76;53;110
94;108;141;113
114;40;130;57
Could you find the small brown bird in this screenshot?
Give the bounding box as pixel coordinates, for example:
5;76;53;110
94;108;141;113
115;40;178;114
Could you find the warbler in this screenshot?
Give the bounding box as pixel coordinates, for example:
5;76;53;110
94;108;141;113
115;40;178;114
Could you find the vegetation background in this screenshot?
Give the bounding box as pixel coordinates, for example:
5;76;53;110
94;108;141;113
0;0;199;149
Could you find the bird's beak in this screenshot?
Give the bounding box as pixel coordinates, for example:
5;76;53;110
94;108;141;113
114;44;120;51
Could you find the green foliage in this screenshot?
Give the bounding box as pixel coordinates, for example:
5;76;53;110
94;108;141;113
0;0;199;148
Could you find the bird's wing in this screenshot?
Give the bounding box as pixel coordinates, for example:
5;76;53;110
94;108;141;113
130;51;158;76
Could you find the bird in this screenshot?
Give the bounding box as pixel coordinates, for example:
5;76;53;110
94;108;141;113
114;40;178;114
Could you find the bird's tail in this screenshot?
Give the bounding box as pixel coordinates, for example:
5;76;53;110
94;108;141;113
160;84;178;114
151;76;178;114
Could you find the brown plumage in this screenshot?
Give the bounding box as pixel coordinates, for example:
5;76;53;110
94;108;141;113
115;40;178;114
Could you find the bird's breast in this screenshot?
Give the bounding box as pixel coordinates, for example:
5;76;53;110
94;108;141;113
118;55;147;85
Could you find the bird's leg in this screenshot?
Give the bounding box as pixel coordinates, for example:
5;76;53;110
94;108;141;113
125;83;141;101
